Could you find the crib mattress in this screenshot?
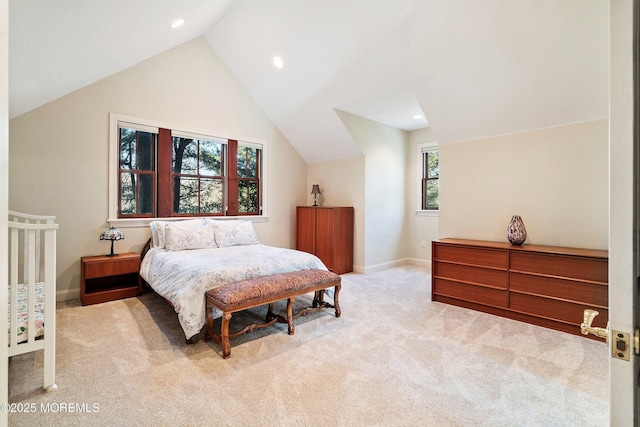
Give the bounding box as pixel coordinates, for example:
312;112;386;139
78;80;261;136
7;282;45;344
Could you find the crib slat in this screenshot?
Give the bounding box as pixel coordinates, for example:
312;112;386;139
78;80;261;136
34;218;42;283
27;229;36;344
43;227;57;390
21;217;28;284
9;227;18;348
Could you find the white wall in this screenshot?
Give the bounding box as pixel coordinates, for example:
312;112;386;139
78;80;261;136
439;120;609;250
336;110;409;270
307;156;365;271
406;127;439;267
307;120;442;272
9;38;308;300
307;122;442;272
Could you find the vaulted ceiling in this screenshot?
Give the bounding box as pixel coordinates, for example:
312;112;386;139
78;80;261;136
9;0;609;164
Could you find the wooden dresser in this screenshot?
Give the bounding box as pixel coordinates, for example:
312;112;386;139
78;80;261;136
431;238;608;339
296;206;354;274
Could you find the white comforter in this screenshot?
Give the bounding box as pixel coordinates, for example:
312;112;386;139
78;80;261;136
139;244;327;339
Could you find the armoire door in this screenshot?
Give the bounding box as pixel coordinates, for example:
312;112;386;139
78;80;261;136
314;208;335;271
295;207;316;255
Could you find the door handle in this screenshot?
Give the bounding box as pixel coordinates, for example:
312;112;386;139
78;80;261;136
580;309;609;342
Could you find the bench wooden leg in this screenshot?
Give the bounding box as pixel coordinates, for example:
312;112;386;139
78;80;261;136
312;290;324;307
287;297;295;335
221;311;232;359
205;304;214;341
333;284;342;318
266;302;276;322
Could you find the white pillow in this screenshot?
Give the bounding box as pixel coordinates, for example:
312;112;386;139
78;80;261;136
211;220;259;248
149;221;167;248
150;218;209;249
164;222;217;251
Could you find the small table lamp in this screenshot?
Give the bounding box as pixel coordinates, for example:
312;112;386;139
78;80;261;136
311;185;321;207
100;227;125;256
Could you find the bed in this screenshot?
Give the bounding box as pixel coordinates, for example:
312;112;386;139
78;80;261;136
139;218;328;341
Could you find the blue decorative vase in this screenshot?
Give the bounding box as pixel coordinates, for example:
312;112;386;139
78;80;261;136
507;215;527;245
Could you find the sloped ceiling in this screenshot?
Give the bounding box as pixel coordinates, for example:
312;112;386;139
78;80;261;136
9;0;235;118
9;0;609;164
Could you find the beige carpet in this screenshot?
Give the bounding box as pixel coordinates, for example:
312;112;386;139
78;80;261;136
8;265;608;426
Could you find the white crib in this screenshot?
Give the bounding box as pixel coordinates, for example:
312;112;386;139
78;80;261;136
8;211;58;392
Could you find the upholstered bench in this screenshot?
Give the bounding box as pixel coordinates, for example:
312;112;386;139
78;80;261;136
204;269;342;359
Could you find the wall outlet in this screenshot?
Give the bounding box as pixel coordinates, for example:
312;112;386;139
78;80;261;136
420;240;426;248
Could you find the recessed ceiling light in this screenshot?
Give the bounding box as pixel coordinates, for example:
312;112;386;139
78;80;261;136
273;56;284;69
171;19;185;29
413;114;423;119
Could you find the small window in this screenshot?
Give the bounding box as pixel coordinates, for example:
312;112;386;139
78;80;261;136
236;144;261;214
172;136;225;215
419;142;439;211
118;126;157;217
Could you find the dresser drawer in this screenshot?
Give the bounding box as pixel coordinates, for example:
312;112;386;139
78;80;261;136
434;244;508;269
510;293;609;327
510;272;608;307
434;278;508;308
509;252;608;283
83;256;140;279
435;262;508;289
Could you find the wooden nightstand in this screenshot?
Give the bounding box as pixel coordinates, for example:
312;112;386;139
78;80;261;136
81;252;141;305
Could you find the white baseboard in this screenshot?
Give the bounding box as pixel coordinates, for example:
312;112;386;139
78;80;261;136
352;265;366;274
405;258;431;270
355;257;431;275
56;288;80;302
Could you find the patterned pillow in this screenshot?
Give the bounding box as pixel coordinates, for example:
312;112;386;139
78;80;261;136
150;219;208;249
165;222;217;251
211;220;259;248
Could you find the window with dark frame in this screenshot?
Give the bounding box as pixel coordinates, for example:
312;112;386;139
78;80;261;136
421;148;439;210
117;122;263;219
235;144;261;215
171;136;225;215
119;128;156;217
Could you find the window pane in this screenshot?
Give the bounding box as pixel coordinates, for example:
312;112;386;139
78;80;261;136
120;172;135;214
120;172;154;215
173;138;197;174
238;180;259;213
427;152;439;178
138;174;154;214
237;146;258;178
237;150;246;177
199;140;222;177
137;132;154;171
426;180;439;209
200;178;223;214
174;177;199;214
120;128;137;170
120;128;154;171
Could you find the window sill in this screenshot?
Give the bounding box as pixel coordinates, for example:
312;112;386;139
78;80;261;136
416;210;439;217
108;215;269;228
